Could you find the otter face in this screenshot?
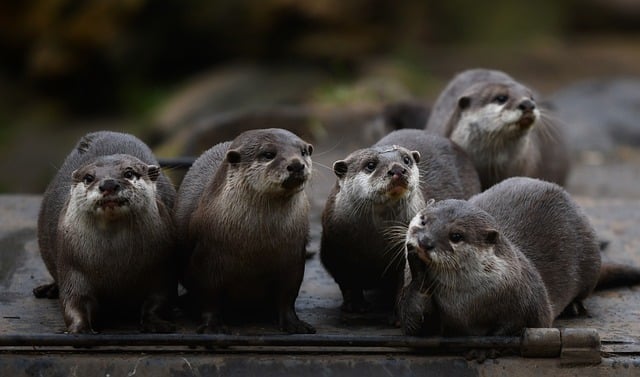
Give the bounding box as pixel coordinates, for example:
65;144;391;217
69;154;159;222
405;200;506;288
450;82;540;148
333;145;421;205
225;129;313;196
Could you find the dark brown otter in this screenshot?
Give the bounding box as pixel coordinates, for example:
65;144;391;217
174;128;315;334
320;129;480;314
425;68;569;190
400;177;608;336
35;131;177;333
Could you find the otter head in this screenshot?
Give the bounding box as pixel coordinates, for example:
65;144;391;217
405;199;506;286
225;128;313;196
450;81;539;147
70;154;160;221
333;145;421;205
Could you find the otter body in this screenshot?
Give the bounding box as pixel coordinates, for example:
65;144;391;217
400;177;600;336
321;129;480;313
425;68;569;189
174;128;315;334
36;131;177;333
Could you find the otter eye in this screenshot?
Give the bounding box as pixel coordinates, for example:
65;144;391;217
301;148;308;157
493;95;509;104
449;232;463;243
365;161;377;173
261;151;276;160
83;174;95;184
123;170;139;180
403;155;412;166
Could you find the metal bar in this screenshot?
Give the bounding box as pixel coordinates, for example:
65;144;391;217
0;329;601;364
0;333;521;350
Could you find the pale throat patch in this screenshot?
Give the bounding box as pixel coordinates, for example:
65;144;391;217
435;243;511;288
451;103;527;147
338;171;374;201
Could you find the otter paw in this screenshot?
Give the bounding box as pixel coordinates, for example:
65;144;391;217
66;323;97;334
465;348;500;363
281;319;316;334
33;283;59;299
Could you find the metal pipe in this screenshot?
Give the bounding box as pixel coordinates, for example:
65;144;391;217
0;328;600;363
0;333;521;350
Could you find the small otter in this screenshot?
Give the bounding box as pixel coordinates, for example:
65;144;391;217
425;68;569;189
35;131;177;334
400;177;600;336
321;129;481;313
174;128;315;334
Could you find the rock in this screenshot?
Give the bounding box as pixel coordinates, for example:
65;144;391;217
549;78;640;154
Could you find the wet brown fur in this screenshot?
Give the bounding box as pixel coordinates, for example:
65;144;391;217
400;177;600;336
174;128;315;334
35;131;177;334
321;129;481;313
425;68;569;189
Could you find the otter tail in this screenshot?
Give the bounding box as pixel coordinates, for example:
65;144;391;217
597;262;640;290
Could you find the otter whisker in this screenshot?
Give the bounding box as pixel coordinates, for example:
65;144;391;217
311;161;335;173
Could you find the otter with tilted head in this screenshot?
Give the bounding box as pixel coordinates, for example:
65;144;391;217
35;131;177;333
321;129;480;316
425;68;569;189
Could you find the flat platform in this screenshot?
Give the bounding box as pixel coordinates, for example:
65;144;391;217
1;191;640;376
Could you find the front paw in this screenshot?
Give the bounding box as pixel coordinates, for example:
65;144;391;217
33;282;59;299
66;321;97;334
281;318;316;334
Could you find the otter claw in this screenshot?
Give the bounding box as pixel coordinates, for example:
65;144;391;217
281;319;316;334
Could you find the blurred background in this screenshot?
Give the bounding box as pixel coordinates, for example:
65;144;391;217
1;0;640;195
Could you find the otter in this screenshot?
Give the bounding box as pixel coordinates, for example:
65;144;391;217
174;128;315;334
400;177;616;337
425;68;569;189
35;131;177;334
321;129;481;314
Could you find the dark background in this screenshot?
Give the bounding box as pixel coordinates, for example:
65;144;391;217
1;0;639;193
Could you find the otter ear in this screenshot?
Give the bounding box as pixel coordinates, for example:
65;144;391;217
307;144;314;156
226;149;242;164
71;169;82;182
485;229;499;244
147;165;160;182
411;151;421;164
426;198;436;207
458;96;471;110
333;160;348;178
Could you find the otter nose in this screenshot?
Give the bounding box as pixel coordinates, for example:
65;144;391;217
388;165;407;177
99;179;121;194
417;234;436;251
518;99;536;112
287;160;305;173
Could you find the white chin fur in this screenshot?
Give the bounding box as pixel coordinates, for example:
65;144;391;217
452;104;536;149
94;204;131;219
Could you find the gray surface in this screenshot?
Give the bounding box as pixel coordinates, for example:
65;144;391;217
1;188;640;374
